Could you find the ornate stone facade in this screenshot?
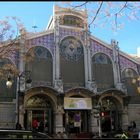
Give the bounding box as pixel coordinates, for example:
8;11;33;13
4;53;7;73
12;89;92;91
0;5;140;134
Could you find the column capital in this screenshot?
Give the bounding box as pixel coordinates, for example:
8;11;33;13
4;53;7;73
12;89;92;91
54;79;63;93
86;80;97;93
54;105;64;115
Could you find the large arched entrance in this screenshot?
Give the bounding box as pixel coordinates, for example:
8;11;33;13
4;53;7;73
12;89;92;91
23;87;57;134
98;90;124;133
64;88;94;134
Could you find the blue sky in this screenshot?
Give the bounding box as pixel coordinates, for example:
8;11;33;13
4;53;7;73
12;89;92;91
0;1;140;55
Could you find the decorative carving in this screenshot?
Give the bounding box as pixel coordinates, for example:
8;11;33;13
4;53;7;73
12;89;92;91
20;77;25;91
86;81;97;92
56;105;64;114
26;95;52;108
54;79;63;93
59;15;84;28
116;82;127;94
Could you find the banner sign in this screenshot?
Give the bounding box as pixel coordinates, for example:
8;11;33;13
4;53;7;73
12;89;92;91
64;97;92;109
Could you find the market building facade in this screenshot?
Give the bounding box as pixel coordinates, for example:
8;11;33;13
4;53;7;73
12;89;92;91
0;6;140;135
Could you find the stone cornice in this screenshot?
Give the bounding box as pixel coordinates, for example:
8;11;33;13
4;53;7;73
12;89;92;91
26;29;54;40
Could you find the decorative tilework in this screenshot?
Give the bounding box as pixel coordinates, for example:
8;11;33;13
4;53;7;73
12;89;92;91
59;27;83;41
120;55;138;73
91;39;138;73
26;33;55;56
90;39;113;59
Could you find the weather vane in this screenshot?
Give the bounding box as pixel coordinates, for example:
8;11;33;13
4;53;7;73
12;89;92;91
32;19;38;32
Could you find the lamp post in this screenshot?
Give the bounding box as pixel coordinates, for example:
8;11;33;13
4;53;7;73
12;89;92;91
5;69;13;88
17;71;32;125
6;70;32;126
6;77;13;88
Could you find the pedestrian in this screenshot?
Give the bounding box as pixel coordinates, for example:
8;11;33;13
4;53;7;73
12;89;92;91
132;121;136;131
38;121;44;132
16;122;22;130
32;119;38;131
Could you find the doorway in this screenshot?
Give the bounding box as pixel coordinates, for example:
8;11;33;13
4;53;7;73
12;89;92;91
65;110;89;134
24;109;52;134
100;96;122;132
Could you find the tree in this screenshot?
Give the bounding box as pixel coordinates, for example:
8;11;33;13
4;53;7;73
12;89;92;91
60;2;140;31
0;16;25;58
0;16;30;79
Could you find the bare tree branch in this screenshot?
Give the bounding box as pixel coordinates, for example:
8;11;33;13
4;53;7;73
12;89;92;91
114;2;127;28
72;2;89;10
88;1;104;27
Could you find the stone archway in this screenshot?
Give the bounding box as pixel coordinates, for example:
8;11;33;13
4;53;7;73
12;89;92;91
24;87;58;111
19;86;58;134
64;88;94;134
98;90;125;132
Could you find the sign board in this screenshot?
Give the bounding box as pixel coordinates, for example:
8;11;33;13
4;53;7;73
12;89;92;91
74;122;81;127
64;97;92;110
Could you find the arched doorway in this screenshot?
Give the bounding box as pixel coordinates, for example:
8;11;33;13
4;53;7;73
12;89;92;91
98;91;124;133
64;88;93;134
100;96;121;132
24;94;53;133
24;92;56;134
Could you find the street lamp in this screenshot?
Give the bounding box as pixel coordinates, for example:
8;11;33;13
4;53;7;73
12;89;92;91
6;70;32;127
17;71;32;125
5;69;13;88
6;77;13;88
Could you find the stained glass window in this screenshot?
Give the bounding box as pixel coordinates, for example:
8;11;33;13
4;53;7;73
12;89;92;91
34;47;52;60
60;37;83;62
94;53;111;64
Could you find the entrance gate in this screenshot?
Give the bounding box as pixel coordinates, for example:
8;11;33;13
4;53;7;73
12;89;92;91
24;109;52;134
24;94;54;134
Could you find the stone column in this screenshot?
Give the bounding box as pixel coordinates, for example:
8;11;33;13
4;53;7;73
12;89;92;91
17;28;26;124
53;15;63;93
54;106;64;133
112;39;126;93
122;107;129;130
90;109;99;133
83;28;97;92
19;105;25;129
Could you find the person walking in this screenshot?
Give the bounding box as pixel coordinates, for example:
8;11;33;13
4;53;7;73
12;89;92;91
38;121;44;132
32;119;39;131
132;121;136;131
16;122;22;130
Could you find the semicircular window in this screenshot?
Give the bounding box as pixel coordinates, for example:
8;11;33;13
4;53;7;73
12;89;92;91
122;68;138;95
60;36;83;62
93;53;111;64
34;47;52;60
26;95;52;108
122;68;137;78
